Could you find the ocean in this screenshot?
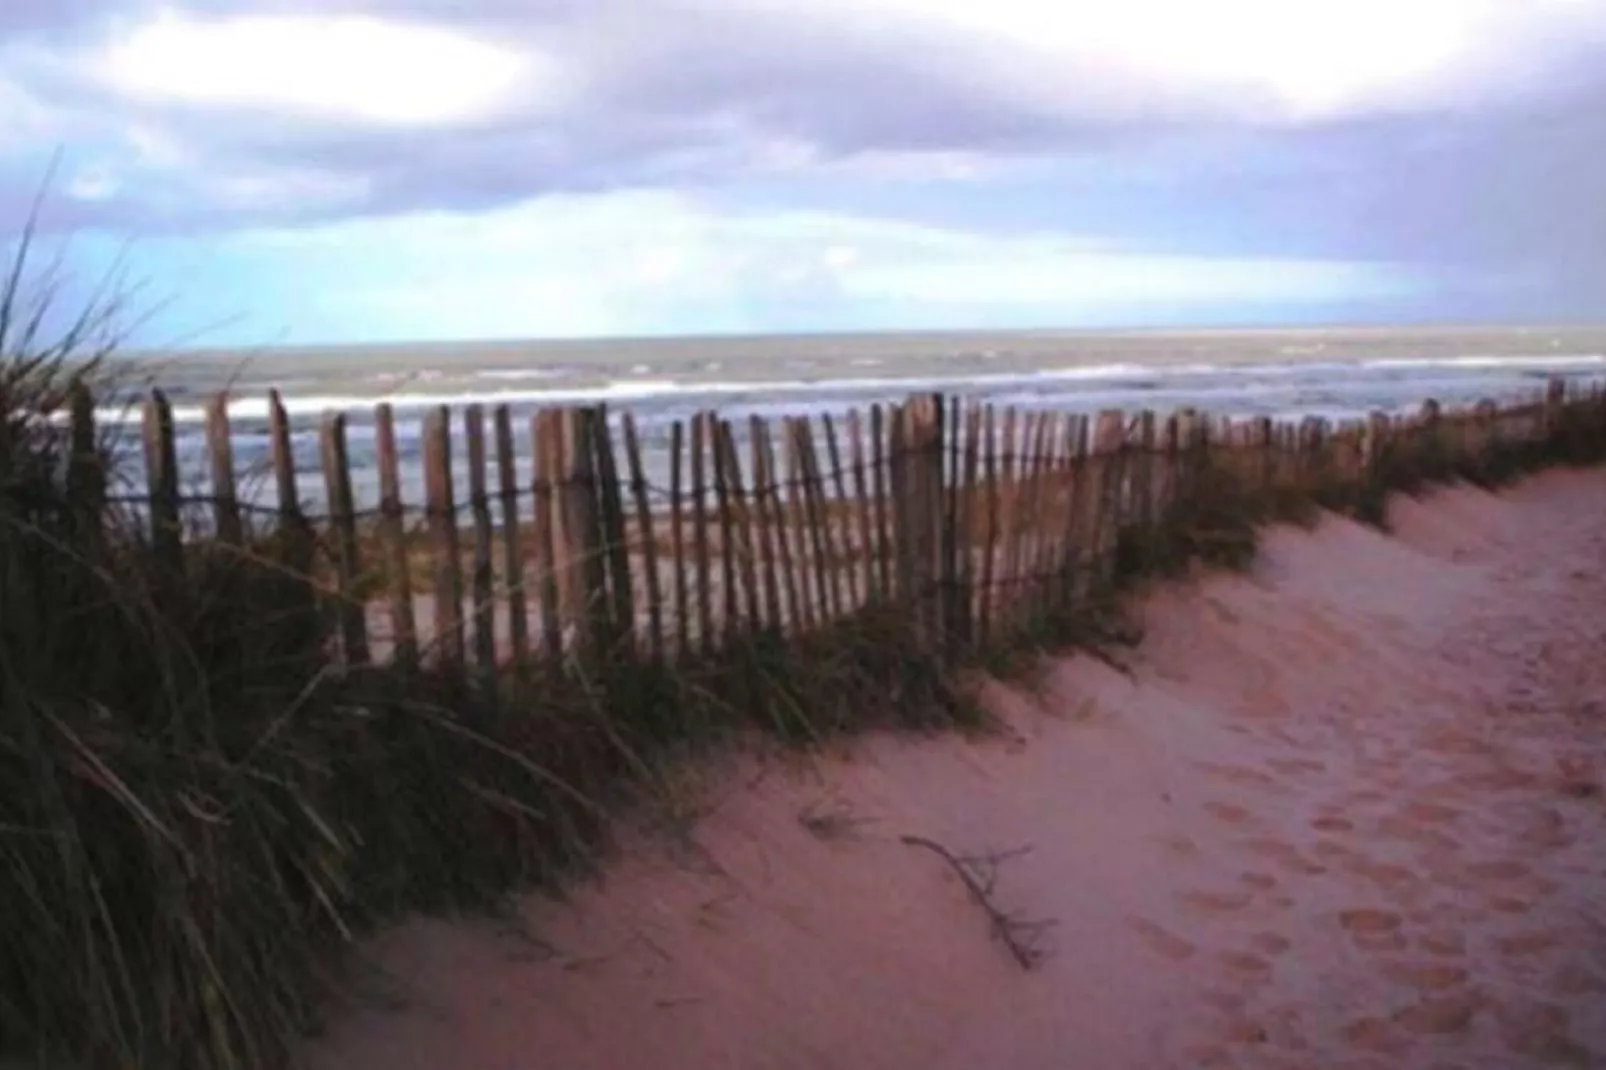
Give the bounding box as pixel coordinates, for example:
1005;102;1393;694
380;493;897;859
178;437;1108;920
111;325;1606;514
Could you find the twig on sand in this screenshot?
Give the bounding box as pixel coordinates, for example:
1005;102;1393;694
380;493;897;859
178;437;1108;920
899;834;1054;970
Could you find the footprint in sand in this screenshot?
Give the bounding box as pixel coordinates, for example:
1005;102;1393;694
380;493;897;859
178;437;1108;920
1204;800;1252;826
1196;762;1281;791
1462;859;1531;883
1416;930;1468;958
1347;858;1418;889
1314;838;1362;864
1248;932;1293;957
1245;838;1328;876
1339;909;1408;953
1393;993;1482;1037
1217;951;1275;978
1355;931;1409;953
1347;860;1425;907
1127;917;1197;962
1239;871;1280;892
1378;815;1461;851
1381;962;1471;992
1179;888;1254;913
1312;815;1356;834
1344;1017;1410;1055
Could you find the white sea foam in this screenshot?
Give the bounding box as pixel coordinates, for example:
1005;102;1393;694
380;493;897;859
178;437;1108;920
110;353;1606;436
1360;353;1606;371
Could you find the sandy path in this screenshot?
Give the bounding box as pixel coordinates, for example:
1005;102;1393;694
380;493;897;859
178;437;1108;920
304;469;1606;1070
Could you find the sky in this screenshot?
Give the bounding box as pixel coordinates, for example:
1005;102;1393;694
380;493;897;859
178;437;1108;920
2;0;1605;348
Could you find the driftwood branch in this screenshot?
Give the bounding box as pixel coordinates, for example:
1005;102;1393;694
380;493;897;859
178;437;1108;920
899;834;1054;970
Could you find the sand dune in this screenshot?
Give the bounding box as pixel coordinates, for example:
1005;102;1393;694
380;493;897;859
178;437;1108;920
304;469;1606;1070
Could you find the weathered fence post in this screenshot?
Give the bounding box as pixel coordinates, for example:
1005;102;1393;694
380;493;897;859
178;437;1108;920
621;412;665;662
464;404;498;688
1417;399;1443;482
690;412;715;654
718;418;762;637
530;410;565;664
423;405;465;677
320;411;370;668
374;403;418;672
890;394;945;652
748;415;785;634
1089;409;1128;593
141;389;183;582
559;406;610;666
266;390;318;653
493;405;531;675
66;384;104;556
590;406;635;659
204;394;243;548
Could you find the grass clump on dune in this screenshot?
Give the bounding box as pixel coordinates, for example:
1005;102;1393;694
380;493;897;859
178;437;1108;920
0;211;623;1069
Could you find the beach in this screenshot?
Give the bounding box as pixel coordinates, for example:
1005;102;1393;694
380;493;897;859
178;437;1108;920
299;467;1606;1069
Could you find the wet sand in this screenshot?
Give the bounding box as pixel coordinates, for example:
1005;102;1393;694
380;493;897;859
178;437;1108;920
304;468;1606;1070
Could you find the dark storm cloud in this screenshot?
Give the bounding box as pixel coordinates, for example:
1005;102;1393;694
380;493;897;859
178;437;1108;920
1124;65;1606;315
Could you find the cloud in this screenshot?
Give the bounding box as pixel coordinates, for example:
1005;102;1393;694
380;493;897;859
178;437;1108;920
3;0;1604;233
97;11;548;126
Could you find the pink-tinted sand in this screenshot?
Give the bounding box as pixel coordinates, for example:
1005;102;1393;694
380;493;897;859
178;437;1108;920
305;469;1606;1070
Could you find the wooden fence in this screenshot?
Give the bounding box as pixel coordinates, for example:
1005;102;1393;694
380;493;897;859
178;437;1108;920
68;377;1603;690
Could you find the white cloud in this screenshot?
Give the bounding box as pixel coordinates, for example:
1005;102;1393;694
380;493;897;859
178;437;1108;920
95;10;551;126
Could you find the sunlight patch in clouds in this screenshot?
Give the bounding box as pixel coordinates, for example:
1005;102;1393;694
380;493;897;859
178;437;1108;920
186;193;1413;344
98;10;543;126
